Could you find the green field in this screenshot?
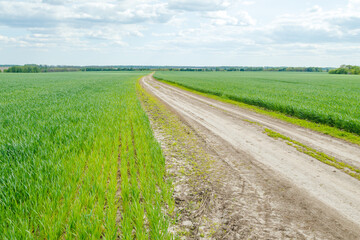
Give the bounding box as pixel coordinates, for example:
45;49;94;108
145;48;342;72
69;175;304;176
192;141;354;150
0;72;173;239
154;71;360;135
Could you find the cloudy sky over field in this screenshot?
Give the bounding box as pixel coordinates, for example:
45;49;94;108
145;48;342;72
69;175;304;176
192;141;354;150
0;0;360;66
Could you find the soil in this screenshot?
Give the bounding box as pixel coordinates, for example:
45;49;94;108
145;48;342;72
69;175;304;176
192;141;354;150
140;74;360;239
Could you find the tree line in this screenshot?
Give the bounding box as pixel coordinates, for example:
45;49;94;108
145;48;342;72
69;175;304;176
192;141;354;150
329;65;360;75
157;66;325;72
3;65;151;73
5;65;41;73
2;65;331;73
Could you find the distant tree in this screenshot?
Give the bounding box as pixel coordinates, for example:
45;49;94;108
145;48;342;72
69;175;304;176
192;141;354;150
329;65;360;75
6;65;40;73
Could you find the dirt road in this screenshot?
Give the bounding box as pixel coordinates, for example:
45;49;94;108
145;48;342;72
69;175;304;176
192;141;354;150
141;74;360;239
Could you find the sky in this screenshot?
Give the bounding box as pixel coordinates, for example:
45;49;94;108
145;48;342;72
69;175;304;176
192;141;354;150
0;0;359;67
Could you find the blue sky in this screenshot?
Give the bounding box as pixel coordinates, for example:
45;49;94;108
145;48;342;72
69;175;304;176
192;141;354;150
0;0;359;66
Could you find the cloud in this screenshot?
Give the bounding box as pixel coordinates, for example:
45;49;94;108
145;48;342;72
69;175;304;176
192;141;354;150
307;5;322;13
348;0;360;10
241;1;255;6
115;3;172;24
41;0;71;5
270;25;341;44
168;0;229;12
0;35;20;44
0;33;45;48
0;0;359;66
0;1;60;28
0;0;172;28
204;10;256;26
136;0;360;63
0;0;173;50
262;2;360;44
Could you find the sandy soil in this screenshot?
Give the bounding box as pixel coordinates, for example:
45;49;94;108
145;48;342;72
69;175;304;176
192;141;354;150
141;74;360;239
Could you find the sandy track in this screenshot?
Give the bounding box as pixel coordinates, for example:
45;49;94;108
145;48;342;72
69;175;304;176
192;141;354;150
141;74;360;238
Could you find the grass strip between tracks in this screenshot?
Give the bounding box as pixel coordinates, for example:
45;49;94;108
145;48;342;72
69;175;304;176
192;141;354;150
264;128;360;181
154;77;360;147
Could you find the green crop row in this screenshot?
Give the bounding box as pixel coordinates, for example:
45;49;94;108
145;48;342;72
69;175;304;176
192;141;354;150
154;71;360;135
0;72;174;239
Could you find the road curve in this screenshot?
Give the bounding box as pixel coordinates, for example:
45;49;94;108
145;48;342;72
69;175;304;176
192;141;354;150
141;74;360;236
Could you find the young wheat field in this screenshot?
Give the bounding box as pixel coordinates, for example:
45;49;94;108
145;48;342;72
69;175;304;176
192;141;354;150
0;72;174;239
154;71;360;135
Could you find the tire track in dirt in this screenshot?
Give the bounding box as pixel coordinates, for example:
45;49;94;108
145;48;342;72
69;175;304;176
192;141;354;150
141;74;360;239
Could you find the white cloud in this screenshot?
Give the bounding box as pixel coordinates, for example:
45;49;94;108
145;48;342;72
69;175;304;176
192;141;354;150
204;10;256;26
266;3;360;44
142;0;360;64
0;33;44;48
307;5;322;13
41;0;70;5
0;35;17;43
168;0;229;11
0;0;172;28
348;0;360;10
241;1;255;6
0;0;173;50
0;0;359;66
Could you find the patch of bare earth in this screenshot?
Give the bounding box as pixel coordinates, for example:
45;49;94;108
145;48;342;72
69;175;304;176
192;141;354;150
138;74;360;240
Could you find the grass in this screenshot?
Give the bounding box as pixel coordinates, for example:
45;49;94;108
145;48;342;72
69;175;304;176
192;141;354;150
154;71;360;145
0;72;174;239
